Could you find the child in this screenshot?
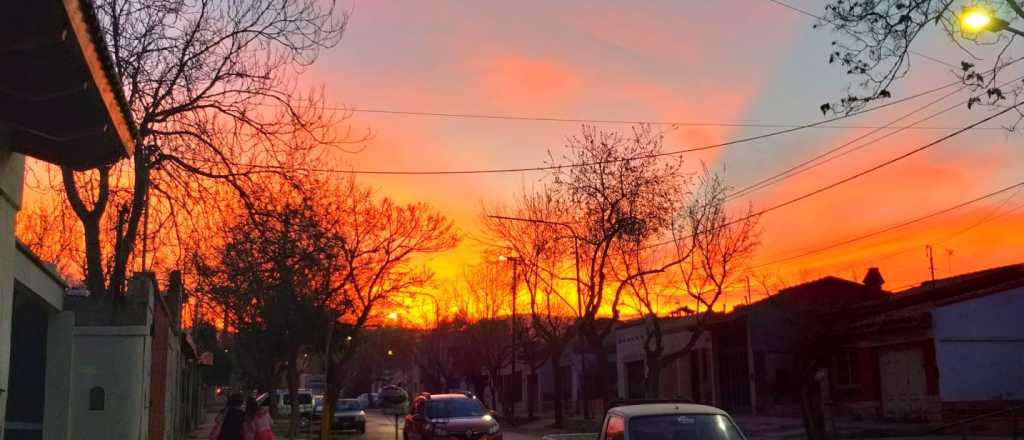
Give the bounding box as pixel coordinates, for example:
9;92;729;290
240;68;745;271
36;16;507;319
243;396;275;440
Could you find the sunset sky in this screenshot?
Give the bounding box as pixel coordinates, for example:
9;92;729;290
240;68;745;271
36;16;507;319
292;0;1024;311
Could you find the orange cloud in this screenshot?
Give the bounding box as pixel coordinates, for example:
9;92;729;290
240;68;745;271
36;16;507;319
468;54;583;110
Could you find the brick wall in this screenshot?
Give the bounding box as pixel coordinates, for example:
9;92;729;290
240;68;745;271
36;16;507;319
149;298;170;440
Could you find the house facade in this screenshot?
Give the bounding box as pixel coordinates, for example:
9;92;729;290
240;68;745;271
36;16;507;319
2;1;136;438
614;315;714;403
829;264;1024;424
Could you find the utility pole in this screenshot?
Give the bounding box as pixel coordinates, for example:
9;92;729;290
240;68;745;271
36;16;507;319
926;245;936;288
510;258;518;425
499;255;520;424
745;276;752;305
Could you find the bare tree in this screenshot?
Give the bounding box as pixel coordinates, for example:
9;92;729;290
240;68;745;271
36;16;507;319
318;177;458;437
550;125;685;409
461;262;516;410
621;172;760;398
53;0;354;298
819;0;1024;119
484;188;578;428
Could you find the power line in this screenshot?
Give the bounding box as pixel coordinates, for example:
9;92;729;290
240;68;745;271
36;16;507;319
765;0;958;69
198;81;963;176
728;85;968;200
750;180;1024;269
729;66;1024;200
734;102;1022;224
339;106;1000;131
636;100;1024;252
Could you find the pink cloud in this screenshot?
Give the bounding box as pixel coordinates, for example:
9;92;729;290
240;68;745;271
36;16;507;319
468;54;583;110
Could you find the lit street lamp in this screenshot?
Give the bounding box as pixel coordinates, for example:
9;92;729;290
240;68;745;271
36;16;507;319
961;6;1024;37
498;254;519;424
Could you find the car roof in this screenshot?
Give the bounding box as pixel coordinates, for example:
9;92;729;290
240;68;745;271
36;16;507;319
423;393;476;400
608;403;729;417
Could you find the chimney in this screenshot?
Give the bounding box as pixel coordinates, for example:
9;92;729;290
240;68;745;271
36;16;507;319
863;267;885;292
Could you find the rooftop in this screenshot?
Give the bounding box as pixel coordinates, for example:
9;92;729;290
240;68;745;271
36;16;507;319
1;0;137;169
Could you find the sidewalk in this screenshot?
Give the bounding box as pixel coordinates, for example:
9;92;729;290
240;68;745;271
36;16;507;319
188;411;220;439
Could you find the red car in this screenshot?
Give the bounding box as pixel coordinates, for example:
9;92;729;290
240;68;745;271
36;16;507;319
403;393;502;440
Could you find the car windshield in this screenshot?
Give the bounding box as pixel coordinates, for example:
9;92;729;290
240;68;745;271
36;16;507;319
336;400;360;411
283;394;312;405
627;414;744;440
425;399;487;419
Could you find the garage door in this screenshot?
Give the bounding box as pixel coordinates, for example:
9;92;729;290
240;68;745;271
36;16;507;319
879;346;927;421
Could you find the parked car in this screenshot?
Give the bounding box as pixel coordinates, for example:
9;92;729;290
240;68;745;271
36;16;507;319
266;389;316;418
597;401;746;440
357;392;379;409
403;393;500;440
313;398;367;433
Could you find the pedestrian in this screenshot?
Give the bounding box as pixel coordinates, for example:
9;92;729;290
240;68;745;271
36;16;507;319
243;396;275;440
210;392;246;440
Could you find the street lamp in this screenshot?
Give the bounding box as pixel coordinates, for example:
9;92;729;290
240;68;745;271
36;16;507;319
960;6;1024;36
498;255;519;424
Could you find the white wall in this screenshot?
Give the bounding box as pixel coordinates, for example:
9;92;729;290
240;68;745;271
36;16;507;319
615;318;710;399
932;286;1024;401
0;129;23;440
70;327;150;440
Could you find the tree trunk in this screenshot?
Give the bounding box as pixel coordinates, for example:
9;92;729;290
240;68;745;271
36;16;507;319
527;367;538;421
286;358;301;440
61;166;108;297
550;347;565;429
584;333;612;411
644;351;663;399
799;376;830;440
488;371;499;411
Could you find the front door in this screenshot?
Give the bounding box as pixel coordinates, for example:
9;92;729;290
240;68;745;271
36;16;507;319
879;346;927;421
625;360;644;399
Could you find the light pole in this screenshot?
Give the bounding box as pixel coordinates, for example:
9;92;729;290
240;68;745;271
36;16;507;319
960;6;1024;37
498;255;519;424
488;215;586;417
488;214;643;420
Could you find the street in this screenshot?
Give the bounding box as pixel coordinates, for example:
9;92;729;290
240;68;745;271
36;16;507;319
361;411;537;440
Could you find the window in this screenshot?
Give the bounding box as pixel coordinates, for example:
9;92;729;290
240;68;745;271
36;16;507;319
283;393;313;405
833;349;860;386
89;386;105;411
627;414;744;440
604;414;625;440
425;399;486;419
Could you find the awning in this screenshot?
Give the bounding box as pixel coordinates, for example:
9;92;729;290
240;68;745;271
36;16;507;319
0;0;136;169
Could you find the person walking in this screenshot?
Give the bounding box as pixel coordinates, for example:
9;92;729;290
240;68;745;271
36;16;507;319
243;396;275;440
210;392;246;440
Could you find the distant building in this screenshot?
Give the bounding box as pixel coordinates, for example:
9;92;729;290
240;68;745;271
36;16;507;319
615;315;715;403
709;271;889;416
829;264;1024;423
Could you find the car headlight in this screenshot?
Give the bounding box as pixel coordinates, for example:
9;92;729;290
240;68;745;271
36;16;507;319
487;423;500;435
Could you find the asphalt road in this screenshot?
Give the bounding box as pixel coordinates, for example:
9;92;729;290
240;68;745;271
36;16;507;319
362;411;537;440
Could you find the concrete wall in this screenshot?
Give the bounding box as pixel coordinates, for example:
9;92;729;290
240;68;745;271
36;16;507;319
615;319;711;400
43;313;75;440
932;286;1024;402
0;127;23;440
70;326;151;440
